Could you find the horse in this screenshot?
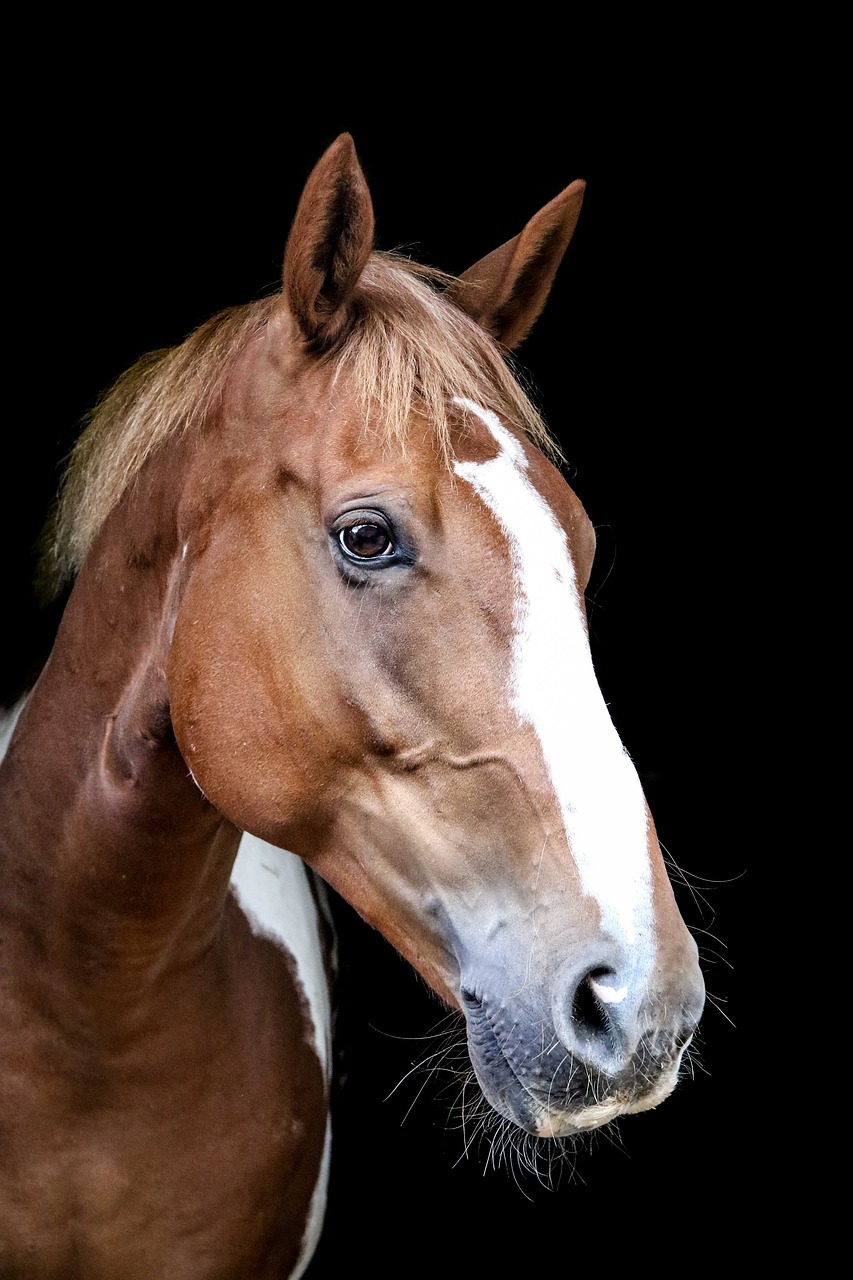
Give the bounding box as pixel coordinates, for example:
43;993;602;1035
0;133;706;1279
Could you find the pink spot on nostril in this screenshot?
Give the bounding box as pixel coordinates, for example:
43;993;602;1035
590;978;628;1004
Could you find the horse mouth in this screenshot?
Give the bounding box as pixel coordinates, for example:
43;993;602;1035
460;988;692;1139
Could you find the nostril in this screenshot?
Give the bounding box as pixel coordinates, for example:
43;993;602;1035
571;969;620;1050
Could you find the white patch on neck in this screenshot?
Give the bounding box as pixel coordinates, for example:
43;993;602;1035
0;696;26;761
229;834;333;1078
229;835;333;1277
452;400;654;966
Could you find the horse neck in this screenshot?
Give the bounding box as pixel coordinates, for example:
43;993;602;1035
0;459;240;1017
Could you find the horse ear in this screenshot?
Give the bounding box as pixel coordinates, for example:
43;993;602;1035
446;179;586;350
282;133;375;346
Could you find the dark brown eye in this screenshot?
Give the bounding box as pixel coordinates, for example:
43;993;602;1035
338;521;394;559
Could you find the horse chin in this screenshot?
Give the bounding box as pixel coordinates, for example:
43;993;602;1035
526;1058;689;1139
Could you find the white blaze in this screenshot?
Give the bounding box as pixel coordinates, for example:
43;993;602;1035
453;400;654;962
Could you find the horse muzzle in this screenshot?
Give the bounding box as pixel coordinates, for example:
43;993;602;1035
460;950;706;1138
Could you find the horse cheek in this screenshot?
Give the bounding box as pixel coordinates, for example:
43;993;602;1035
166;591;316;847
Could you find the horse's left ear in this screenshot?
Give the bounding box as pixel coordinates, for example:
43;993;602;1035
282;132;375;347
446;179;586;350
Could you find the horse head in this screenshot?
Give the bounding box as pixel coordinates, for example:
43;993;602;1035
165;134;705;1139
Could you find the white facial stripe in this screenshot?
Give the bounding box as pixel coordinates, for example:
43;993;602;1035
453;400;654;965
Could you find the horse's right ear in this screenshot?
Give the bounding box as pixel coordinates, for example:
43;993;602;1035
445;179;586;351
282;133;375;348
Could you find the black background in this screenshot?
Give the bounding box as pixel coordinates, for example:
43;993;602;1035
5;64;765;1277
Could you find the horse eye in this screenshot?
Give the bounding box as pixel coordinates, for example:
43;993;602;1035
338;521;395;559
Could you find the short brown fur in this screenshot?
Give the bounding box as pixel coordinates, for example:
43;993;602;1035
1;134;703;1279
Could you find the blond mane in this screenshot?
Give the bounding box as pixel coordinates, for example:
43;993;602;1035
42;252;561;595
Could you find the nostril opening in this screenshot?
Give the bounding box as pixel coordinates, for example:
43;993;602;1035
571;969;615;1039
